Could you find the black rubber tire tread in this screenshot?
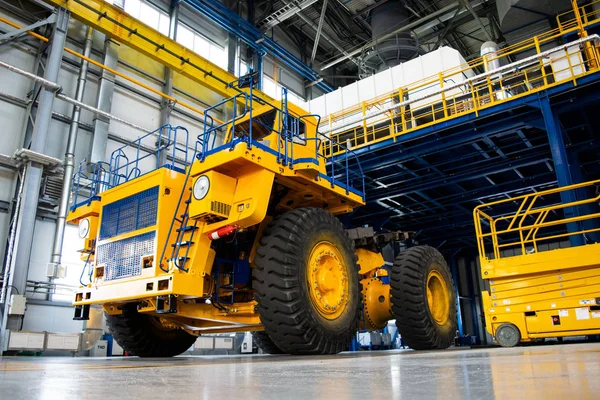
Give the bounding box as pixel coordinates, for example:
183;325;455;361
390;245;457;350
253;208;361;355
105;303;197;357
252;331;285;354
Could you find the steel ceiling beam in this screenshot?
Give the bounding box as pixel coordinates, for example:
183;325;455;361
257;0;319;31
310;0;328;63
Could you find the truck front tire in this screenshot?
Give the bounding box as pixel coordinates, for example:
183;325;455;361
253;208;361;355
106;303;197;357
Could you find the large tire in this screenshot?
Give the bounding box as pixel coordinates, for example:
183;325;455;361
253;208;361;355
105;303;197;357
390;246;457;350
252;331;285;354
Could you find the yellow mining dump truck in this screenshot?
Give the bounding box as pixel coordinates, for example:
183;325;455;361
67;86;456;356
474;179;600;347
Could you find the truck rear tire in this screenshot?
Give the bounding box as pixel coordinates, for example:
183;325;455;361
390;246;457;350
252;331;284;354
253;208;361;355
105;303;197;357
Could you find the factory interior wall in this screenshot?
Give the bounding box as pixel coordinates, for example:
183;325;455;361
0;0;314;337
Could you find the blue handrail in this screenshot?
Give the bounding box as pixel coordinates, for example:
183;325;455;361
71;87;366;213
108;124;190;184
193;86;366;201
70;125;191;211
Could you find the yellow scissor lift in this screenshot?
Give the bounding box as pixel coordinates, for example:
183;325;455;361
474;180;600;346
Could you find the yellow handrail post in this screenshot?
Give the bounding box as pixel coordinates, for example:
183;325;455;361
361;101;368;142
439;72;448;119
470;82;479;116
573;0;598;69
399;88;407;133
534;36;548;87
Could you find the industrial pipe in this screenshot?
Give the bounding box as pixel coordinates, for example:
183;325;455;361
50;27;93;268
480;41;501;71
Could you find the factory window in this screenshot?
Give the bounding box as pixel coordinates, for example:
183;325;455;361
123;0;169;35
176;24;227;69
263;76;307;109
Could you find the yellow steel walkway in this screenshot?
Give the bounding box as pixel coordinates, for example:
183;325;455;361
323;1;600;157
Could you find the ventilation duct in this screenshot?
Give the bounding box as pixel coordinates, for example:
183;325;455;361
481;41;501;71
361;0;423;75
497;0;572;32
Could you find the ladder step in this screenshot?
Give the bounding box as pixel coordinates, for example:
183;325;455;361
171;241;194;247
176;226;197;233
185;199;192;204
180;213;189;218
169;256;189;264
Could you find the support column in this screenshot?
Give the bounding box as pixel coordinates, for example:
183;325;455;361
448;255;464;337
1;8;69;339
89;37;119;164
227;32;238;76
256;51;264;91
539;96;584;246
158;1;179;166
50;27;93;269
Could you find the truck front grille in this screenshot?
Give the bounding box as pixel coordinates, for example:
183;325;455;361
96;231;156;281
99;186;159;240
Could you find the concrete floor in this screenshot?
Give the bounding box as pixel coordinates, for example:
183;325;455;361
1;343;600;399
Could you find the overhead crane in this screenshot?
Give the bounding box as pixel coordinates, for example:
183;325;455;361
43;0;273;106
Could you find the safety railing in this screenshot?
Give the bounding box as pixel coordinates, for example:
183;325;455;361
70;161;110;210
195;84;365;200
108;125;190;187
70;125;191;210
474;179;600;261
557;0;600;33
324;11;600;156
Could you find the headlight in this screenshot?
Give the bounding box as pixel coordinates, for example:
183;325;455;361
193;175;210;200
78;218;90;238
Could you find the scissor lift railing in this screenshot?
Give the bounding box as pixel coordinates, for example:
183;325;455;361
474;179;600;264
475;179;600;346
324;6;600;157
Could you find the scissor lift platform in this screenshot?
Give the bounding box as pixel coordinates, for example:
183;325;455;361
475;180;600;346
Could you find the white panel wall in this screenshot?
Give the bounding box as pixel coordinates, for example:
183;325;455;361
308;46;473;127
22;305;83;333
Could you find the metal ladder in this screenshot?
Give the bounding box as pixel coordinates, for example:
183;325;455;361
167;190;198;272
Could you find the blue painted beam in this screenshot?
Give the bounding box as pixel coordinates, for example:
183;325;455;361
368;151;550;201
353;116;541;173
539;95;584;247
353;172;558;223
181;0;335;93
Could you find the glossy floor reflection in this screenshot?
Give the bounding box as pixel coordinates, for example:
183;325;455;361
1;342;599;399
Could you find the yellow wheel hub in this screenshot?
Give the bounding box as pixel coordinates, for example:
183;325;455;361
426;269;450;325
307;241;349;320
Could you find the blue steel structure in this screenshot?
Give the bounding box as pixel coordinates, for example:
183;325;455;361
324;21;600;343
179;0;335;93
343;73;600;252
